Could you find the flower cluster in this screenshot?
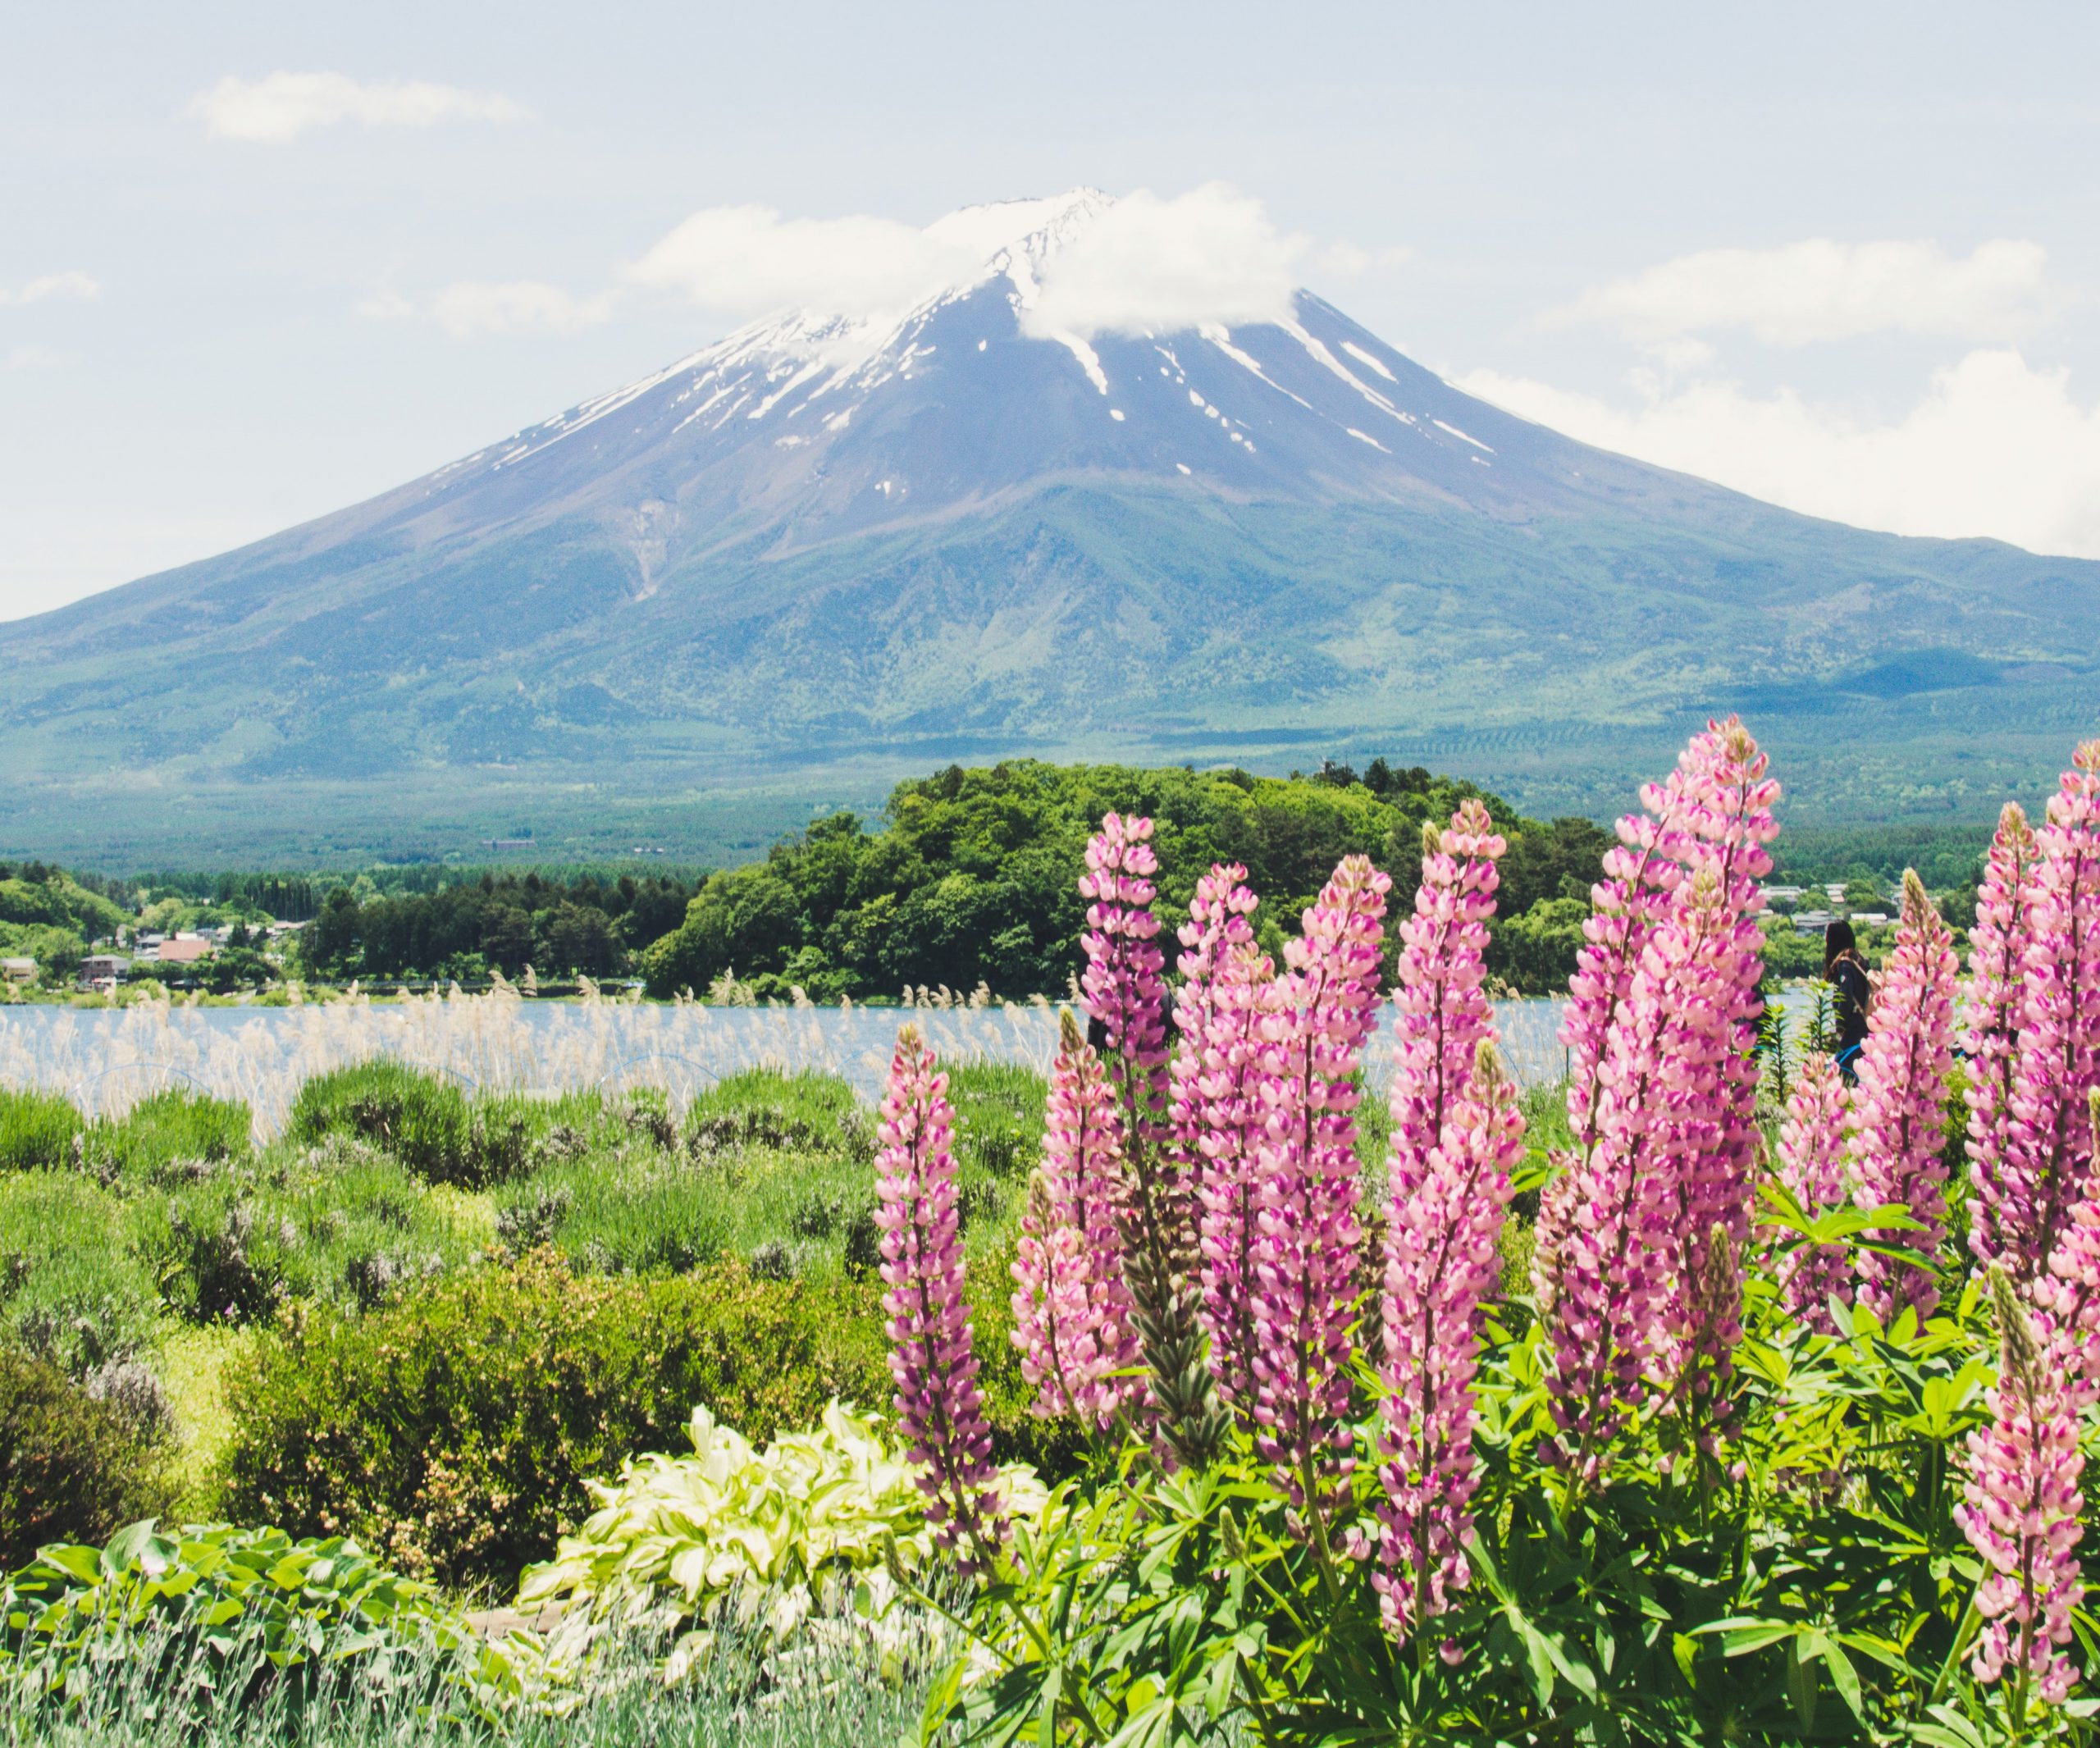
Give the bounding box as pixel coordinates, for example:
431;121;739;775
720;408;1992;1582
1175;865;1276;1411
1770;1052;1851;1335
1386;802;1505;1202
2006;743;2100;1274
1080;813;1172;1154
1967;803;2041;1269
1011;1009;1142;1428
874;1025;1003;1565
1957;1269;2086;1705
1249;855;1390;1533
1533;718;1778;1473
1376;1038;1524;1641
1847;871;1960;1326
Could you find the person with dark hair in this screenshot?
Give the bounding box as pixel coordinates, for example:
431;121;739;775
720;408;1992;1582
1824;919;1872;1083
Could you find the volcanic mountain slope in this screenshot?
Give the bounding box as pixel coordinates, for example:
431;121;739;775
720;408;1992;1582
3;189;2097;856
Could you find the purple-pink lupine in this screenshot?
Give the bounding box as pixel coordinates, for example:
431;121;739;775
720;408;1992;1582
1968;803;2042;1270
1386;801;1504;1203
1535;717;1776;1308
1375;1039;1524;1643
1249;854;1389;1534
1538;868;1731;1485
2006;744;2100;1274
875;1025;1005;1565
1956;1269;2086;1709
1662;721;1779;1296
1847;871;1960;1326
1080;813;1173;1162
1769;1052;1852;1335
1175;865;1275;1410
1010;1010;1142;1427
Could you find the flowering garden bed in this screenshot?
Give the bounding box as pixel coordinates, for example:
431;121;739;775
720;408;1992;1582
865;720;2100;1744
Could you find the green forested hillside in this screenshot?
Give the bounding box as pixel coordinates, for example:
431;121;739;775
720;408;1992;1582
639;758;1609;1000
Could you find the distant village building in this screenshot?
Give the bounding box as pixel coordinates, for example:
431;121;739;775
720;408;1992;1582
0;956;35;984
81;953;131;982
157;934;215;965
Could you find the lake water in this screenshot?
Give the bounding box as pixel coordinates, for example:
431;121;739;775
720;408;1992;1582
0;994;1577;1133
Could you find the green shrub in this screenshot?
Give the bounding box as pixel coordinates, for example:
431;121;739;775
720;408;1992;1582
285;1061;473;1184
0;1343;179;1569
84;1088;252;1182
218;1249;1078;1590
139;1146;486;1322
0;1174;160;1375
0;1086;82;1172
494;1152;730;1277
217;1252;897;1587
682;1068;870;1159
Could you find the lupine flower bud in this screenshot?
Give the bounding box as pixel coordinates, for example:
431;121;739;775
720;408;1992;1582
1251;854;1389;1534
1176;865;1276;1411
1956;1267;2085;1706
1386;802;1504;1203
1769;1052;1851;1334
1011;1010;1142;1426
1968;803;2041;1268
2004;745;2100;1274
1082;814;1221;1466
1848;871;1960;1326
1376;1039;1523;1641
875;1025;1004;1566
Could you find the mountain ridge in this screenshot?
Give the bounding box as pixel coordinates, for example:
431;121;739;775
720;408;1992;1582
2;187;2096;860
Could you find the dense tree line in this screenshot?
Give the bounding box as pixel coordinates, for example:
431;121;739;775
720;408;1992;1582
641;759;1612;1000
303;873;701;983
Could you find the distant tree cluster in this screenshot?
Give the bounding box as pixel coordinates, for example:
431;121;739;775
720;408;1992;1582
641;759;1613;1001
302;872;701;983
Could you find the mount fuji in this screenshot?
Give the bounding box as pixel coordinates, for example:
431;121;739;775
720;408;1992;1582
3;189;2097;860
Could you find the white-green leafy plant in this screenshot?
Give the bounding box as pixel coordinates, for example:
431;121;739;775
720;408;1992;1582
516;1399;1045;1685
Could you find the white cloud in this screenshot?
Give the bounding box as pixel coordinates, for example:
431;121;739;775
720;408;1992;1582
188;72;530;143
1553;238;2050;345
1021;185;1302;340
1459;349;2100;559
358;281;614;339
4;345;62;370
0;271;99;307
626;205;981;319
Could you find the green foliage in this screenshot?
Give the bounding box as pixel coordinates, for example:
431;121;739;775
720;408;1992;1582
641;760;1600;1000
215;1253;902;1587
0;1087;83;1172
84;1089;253;1182
0;870;127;941
302;868;702;982
0;1345;180;1569
285;1060;472;1182
1488;893;1589;993
0;1520;484;1695
944;1063;1047;1181
0;1174;161;1375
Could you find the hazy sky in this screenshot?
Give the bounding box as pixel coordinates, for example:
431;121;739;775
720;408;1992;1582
6;1;2098;620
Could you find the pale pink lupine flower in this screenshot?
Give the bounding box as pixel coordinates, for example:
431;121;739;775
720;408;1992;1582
1010;1010;1142;1426
1539;869;1732;1483
1536;715;1776;1338
1957;1269;2086;1708
1376;1039;1524;1641
875;1025;1004;1564
1386;802;1505;1204
1249;855;1389;1534
1769;1052;1852;1335
1967;804;2041;1269
1660;721;1779;1323
1174;865;1276;1410
1848;872;1960;1326
2006;745;2100;1274
2031;1093;2100;1411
